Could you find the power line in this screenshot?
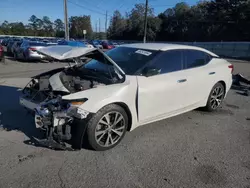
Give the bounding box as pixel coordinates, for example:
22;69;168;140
68;0;112;17
79;0;107;12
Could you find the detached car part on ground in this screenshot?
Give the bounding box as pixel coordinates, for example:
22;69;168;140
19;44;233;151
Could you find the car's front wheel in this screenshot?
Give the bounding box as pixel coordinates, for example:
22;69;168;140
86;104;128;151
204;82;225;111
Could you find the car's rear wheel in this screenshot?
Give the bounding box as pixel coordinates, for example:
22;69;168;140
86;104;128;151
204;82;225;112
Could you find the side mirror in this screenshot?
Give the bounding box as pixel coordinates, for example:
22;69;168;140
142;66;160;77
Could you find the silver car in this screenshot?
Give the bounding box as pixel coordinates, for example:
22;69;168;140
16;41;48;61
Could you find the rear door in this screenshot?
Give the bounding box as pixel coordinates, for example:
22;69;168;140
137;50;188;123
181;49;215;107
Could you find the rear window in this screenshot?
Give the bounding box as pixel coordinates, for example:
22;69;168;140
184;50;212;69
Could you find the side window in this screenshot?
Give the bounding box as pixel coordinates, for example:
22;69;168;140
149;50;183;75
184;50;211;69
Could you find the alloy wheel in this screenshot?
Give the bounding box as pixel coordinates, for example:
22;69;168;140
95;111;126;147
210;85;224;109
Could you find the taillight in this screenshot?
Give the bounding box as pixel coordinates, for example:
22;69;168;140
0;46;3;52
29;47;37;51
228;64;234;74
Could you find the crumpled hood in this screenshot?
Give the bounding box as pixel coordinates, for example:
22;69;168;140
37;45;125;76
37;45;96;60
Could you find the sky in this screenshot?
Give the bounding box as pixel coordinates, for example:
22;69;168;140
0;0;198;31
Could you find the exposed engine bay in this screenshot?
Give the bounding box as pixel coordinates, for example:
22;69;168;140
22;64;118;103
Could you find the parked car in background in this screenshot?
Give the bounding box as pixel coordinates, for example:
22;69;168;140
6;38;22;54
110;42;120;48
0;44;5;63
89;40;103;49
101;41;115;49
42;40;49;43
30;38;39;42
58;40;87;47
46;39;58;46
15;41;48;61
1;38;10;46
82;41;94;48
0;37;6;44
83;41;94;48
46;42;58;46
11;41;23;57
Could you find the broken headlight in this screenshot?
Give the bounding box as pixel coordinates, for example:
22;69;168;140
65;98;89;119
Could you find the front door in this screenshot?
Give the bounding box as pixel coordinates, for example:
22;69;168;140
137;50;187;124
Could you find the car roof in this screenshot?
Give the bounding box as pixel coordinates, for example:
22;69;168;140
121;43;218;57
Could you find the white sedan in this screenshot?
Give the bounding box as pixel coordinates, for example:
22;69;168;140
19;43;233;151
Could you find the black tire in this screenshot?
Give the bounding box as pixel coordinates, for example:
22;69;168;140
204;82;225;112
13;52;17;60
86;104;128;151
0;56;6;64
23;53;28;62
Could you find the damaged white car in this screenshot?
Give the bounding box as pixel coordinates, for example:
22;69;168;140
19;43;233;151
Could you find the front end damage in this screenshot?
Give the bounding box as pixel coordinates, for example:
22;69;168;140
19;46;125;150
20;79;92;150
34;97;91;150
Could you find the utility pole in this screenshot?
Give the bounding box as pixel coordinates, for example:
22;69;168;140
143;0;148;43
99;18;101;39
105;11;108;39
64;0;69;40
95;21;98;39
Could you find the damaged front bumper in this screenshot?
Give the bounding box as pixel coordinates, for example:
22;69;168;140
19;90;92;150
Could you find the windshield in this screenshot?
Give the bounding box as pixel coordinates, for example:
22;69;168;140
83;47;158;75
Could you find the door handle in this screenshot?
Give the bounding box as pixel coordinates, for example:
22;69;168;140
177;79;187;83
209;72;216;75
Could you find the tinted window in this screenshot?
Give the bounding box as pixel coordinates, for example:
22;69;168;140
184;50;211;69
149;50;183;74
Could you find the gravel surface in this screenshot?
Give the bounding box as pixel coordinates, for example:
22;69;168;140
0;58;250;188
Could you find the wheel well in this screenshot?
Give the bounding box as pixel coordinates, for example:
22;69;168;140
114;102;132;131
218;80;226;91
